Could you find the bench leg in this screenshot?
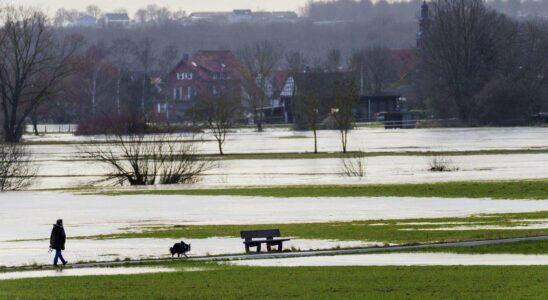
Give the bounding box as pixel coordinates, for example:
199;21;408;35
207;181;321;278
267;244;272;252
278;242;283;252
245;244;250;253
256;244;261;253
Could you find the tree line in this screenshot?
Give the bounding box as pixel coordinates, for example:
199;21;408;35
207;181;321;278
417;0;548;125
1;1;548;145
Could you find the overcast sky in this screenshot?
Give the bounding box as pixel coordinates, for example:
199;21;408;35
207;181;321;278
9;0;312;15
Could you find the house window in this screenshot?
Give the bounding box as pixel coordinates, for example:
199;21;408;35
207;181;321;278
187;86;193;100
177;72;193;80
157;103;168;113
173;87;183;100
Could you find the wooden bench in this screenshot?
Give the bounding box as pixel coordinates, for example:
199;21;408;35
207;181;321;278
240;229;290;253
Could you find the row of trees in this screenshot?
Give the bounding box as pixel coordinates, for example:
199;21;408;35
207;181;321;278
305;0;548;22
418;0;548;125
54;5;187;27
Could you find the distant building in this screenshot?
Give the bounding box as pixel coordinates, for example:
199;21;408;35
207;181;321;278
155;51;247;120
264;71;406;124
189;9;298;24
188;12;231;23
71;15;97;27
252;11;298;23
230;9;253;23
104;13;130;28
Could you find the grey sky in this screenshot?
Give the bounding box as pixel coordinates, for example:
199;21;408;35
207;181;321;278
11;0;312;15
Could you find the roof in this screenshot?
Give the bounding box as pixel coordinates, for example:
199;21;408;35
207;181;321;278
76;15;97;22
193;51;246;75
189;12;231;18
253;11;298;18
233;9;252;15
105;13;130;21
270;70;290;97
292;72;355;98
170;50;247;82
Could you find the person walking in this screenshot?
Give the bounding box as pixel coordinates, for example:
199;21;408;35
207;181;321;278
50;219;68;267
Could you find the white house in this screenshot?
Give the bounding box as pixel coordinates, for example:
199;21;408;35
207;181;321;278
104;13;130;28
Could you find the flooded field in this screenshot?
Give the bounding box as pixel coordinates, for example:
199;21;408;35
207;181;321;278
24;127;548;154
19;127;548;189
2;192;548;266
3;192;548;240
230;253;548;266
31;153;548;189
2;127;547;267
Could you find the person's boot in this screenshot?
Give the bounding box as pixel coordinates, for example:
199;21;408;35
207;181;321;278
62;260;68;266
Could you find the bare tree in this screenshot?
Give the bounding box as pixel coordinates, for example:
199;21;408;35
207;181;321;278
294;78;321;154
82;44;111;116
0;7;82;142
239;41;283;132
325;48;342;72
133;38;155;117
350;46;397;95
85;5;102;19
110;38;135;116
332;80;357;153
340;153;366;178
418;0;515;123
80;134;211;186
285;51;309;74
0;143;36;191
192;83;242;155
428;154;458;172
157;43;179;77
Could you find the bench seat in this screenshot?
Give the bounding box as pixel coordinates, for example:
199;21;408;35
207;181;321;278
240;229;291;253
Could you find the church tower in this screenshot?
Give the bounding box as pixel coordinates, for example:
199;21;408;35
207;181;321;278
417;1;430;48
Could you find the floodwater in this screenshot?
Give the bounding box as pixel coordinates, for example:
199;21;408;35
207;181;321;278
3;192;548;241
0;267;176;280
23;127;548;153
229;253;548;266
2;192;548;266
0;238;374;267
28;153;548;189
21;127;548;189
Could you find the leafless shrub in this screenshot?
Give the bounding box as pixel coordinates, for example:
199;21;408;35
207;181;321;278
428;155;458;172
340;153;367;178
0;143;36;191
79;134;212;186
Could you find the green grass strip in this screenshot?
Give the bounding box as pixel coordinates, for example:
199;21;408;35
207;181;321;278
82;211;548;243
97;179;548;200
0;265;547;299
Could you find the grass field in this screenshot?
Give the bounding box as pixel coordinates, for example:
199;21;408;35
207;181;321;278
81;211;548;245
96;179;548;200
1;264;547;299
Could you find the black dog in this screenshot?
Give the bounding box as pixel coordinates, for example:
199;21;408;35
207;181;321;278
170;241;191;258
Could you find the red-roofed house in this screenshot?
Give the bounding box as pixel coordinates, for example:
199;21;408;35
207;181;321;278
155;50;248;120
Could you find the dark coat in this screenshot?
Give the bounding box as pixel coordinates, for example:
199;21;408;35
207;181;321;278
50;224;66;250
